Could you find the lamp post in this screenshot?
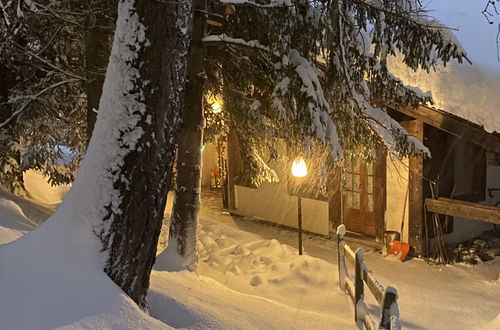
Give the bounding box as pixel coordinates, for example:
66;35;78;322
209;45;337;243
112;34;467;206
292;157;307;255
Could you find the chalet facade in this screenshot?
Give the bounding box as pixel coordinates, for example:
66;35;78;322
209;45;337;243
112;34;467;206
220;104;500;255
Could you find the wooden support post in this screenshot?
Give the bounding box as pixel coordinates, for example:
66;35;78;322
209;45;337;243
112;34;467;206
374;149;387;241
336;225;346;290
297;196;303;255
354;248;364;325
379;287;400;330
402;119;425;255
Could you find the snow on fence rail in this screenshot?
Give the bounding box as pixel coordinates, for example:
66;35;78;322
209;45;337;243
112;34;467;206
336;225;401;330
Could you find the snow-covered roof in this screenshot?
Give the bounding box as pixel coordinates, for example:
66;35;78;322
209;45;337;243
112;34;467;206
389;58;500;134
388;1;500;134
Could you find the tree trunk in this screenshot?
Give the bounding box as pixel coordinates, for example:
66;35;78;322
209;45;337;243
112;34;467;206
73;0;192;308
162;0;205;272
85;27;112;144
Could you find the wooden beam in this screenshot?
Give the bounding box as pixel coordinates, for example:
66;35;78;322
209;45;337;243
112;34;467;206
363;271;383;304
401;120;424;254
374;149;387;241
396;105;500;154
344;244;356;267
425;198;500;225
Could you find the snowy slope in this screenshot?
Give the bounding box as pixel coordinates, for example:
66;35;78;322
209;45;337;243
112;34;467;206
150;271;355;330
0;175;166;329
0;175;171;329
23;170;70;205
155;220;356;328
159;221;352;316
0;208;170;330
156;217;500;330
179;191;500;330
0;198;37;244
1;175;500;329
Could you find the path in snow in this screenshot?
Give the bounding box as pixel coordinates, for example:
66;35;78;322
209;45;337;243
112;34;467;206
159;189;500;330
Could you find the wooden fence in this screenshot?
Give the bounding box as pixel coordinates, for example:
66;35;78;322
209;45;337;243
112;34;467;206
337;225;401;330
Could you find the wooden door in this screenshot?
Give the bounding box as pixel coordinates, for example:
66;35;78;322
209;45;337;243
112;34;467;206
343;157;377;236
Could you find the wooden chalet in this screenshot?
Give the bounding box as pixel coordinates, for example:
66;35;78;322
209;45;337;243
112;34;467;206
218;104;500;255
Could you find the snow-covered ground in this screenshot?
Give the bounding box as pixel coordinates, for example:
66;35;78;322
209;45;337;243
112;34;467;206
0;171;170;330
1;172;500;329
163;191;500;329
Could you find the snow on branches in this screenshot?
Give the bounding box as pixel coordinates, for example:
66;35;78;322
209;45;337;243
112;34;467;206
206;0;466;162
218;0;292;8
274;49;343;159
204;33;343;160
202;33;279;56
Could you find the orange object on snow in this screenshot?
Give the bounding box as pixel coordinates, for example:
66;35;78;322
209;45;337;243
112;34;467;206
388;240;410;262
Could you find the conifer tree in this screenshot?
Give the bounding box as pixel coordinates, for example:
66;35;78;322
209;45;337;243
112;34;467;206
0;0;115;193
2;0;191;307
162;0;206;271
166;0;467;270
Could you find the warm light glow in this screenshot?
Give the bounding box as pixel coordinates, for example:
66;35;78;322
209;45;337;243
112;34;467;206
211;102;222;113
291;157;307;177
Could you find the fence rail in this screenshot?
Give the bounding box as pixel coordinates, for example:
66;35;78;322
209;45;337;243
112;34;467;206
337;225;401;330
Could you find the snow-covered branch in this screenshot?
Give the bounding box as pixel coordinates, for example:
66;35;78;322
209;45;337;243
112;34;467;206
335;0;429;156
217;0;292;8
13;42;86;81
202;33;280;57
0;78;80;129
274;49;343;159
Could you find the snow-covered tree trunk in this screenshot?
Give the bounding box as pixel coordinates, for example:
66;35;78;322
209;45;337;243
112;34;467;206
85;27;112;144
64;0;192;308
163;0;205;271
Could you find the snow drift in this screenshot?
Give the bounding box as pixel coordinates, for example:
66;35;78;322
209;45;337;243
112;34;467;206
0;198;37;244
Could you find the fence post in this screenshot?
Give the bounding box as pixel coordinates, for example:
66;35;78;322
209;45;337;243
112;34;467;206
354;248;365;326
336;225;346;290
380;287;400;330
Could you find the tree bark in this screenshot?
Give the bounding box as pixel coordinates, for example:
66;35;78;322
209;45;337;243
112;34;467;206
164;0;205;271
89;0;192;308
85;27;112;144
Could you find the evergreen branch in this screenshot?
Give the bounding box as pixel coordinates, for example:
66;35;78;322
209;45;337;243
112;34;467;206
202;33;280;57
0;78;79;129
13;42;86;81
353;0;428;22
217;0;288;8
334;0;428;157
0;0;11;27
36;25;64;56
216;0;322;9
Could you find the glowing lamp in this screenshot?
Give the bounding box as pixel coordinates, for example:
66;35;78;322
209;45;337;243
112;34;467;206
291;157;307;177
211;102;222;113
